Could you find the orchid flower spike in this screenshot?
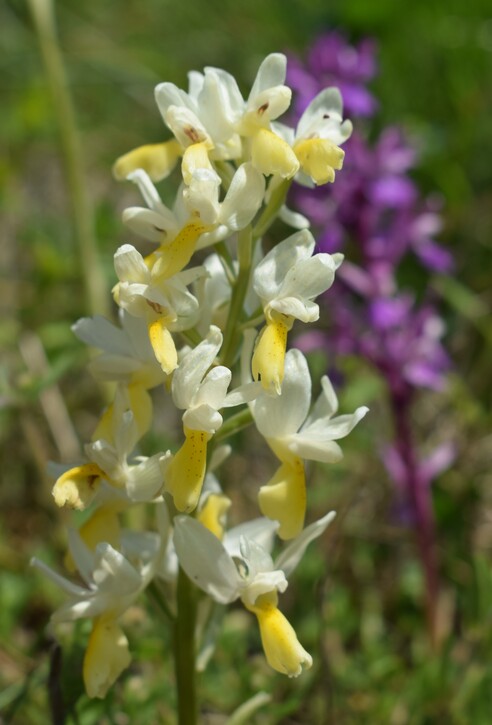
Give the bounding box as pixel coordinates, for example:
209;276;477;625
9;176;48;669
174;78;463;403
251;349;368;538
173;510;336;677
252;229;343;394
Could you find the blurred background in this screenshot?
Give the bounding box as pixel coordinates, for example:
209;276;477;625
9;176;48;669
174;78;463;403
1;0;492;722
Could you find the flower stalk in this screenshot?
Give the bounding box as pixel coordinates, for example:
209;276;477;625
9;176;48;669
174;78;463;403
174;567;198;725
28;0;108;317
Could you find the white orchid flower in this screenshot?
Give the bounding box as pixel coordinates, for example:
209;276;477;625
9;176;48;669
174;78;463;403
123;166;264;252
166;326;260;513
236;53;299;179
153;65;245;192
251;229;343;393
53;386;170;511
275;87;352;186
73;309;166;390
112;243;206;374
173;510;336;677
155;65;243;159
31;519;164;698
251;349;368;539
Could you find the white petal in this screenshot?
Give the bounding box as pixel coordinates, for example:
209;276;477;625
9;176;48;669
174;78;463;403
155;82;196;119
92;543;141;593
31;557;89;598
250;53;287;100
67;528;96;585
122;207;176;243
172;326;222;409
304;406;369;440
195;365;231;408
173;517;241;603
241;570;288;607
223;381;263;408
223;518;279;558
114;245;149;284
127;169;170;215
279;253;337;302
253;349;311;438
278;205;310;230
296;88;343;139
275;511;336;577
239;537;275;577
219;163;265;231
286;434;343;463
126;453;166;501
164;106;211;148
72;316;130;356
270;296;319;323
305;375;339;424
183;403;223;433
253;230;315;302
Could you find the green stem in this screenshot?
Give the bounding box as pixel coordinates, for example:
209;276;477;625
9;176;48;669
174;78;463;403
252;179;291;240
214;408;253;444
28;0;108;317
220;226;253;369
174;567;198;725
146;581;176;622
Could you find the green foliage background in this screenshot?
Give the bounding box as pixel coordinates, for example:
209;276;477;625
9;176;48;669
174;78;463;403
1;0;491;722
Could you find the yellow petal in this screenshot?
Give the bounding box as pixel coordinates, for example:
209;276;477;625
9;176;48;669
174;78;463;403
258;458;306;539
93;384;153;442
64;506;121;573
245;591;312;677
251;128;299;179
294;138;344;185
251;317;291;394
181;141;215;186
113;139;181;181
52;463;104;510
148;319;178;374
198;493;232;540
166;427;212;513
83;616;132;698
152;220;211;279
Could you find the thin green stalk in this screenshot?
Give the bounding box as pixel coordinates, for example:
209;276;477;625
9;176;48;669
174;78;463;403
220;226;253;368
29;0;108;317
174;567;198;725
213;408;253;444
252;179;291;240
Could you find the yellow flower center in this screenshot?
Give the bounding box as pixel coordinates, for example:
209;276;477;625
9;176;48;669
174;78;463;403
293;137;344;185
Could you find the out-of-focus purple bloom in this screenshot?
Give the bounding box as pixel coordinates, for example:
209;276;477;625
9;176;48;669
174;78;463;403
289;30;454;490
289;32;454;636
288;32;378;118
